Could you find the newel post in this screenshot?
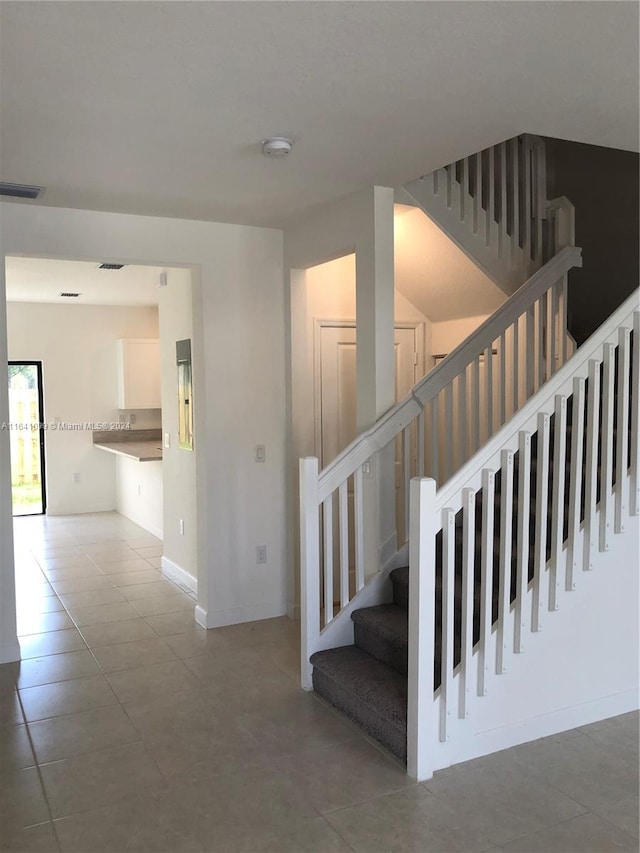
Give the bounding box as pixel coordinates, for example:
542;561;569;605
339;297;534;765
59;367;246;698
299;457;320;690
407;477;437;781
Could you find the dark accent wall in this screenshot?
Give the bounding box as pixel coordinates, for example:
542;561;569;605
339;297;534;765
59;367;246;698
545;138;639;344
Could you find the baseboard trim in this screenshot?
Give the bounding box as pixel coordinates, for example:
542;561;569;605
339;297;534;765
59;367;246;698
0;640;21;665
161;556;197;595
194;600;287;629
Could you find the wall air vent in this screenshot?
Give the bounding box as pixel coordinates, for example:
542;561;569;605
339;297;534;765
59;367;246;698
59;292;81;298
0;182;44;200
98;263;124;270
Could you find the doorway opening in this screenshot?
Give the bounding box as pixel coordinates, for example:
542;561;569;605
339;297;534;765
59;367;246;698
7;361;46;516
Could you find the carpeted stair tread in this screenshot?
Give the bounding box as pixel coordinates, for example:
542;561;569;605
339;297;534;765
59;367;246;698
390;566;409;610
352;604;408;644
390;566;409;588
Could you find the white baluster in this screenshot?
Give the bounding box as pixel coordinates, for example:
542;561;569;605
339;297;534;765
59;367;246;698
472;357;481;453
599;343;615;551
338;480;349;608
487;146;495;247
478;468;495;696
299;457;320;690
583;360;601;569
566;377;585;591
615;327;631;533
631;312;640;515
526;305;535;399
559;275;568;367
459;487;475;718
440;508;455;741
496;450;514;674
532;412;550;632
514;431;531;653
407;478;438;782
403;426;411;543
417;410;425;478
322;494;334;626
458;368;468;467
549;395;567;612
523;136;532;262
511;137;520;264
512;318;519;415
485;345;493;441
354;466;365;591
431;396;439;482
445;384;454;480
500;142;508;257
499;331;507;426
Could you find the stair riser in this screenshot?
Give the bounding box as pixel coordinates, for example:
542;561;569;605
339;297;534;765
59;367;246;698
312;668;407;762
354;623;408;676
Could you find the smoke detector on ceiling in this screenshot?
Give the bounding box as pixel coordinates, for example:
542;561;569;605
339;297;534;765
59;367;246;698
59;292;81;298
261;137;293;157
0;182;44;200
98;263;124;270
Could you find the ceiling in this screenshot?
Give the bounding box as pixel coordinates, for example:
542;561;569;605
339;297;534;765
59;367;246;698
0;2;637;229
5;257;166;306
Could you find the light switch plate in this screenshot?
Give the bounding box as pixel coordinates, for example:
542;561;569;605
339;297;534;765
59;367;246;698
164;432;171;449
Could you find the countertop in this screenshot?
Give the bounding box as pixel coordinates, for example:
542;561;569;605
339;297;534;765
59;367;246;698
93;440;162;462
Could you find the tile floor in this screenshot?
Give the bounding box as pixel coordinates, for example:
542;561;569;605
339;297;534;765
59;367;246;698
1;512;638;852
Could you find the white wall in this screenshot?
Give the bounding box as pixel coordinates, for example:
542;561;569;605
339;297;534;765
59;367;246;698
158;268;198;587
431;314;491;357
6;302;159;515
115;458;163;538
0;202;286;631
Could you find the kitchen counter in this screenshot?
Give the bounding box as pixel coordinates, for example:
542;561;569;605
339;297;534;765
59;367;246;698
93;440;162;462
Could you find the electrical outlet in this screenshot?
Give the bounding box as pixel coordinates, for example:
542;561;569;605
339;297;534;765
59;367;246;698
130;413;137;425
164;432;171;449
179;519;184;535
256;545;267;564
255;445;266;463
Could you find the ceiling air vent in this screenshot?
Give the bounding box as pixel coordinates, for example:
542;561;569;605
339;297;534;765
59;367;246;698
98;263;124;270
0;182;44;200
59;292;81;298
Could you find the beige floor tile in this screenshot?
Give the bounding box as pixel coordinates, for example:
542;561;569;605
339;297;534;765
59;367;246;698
106;660;201;704
44;564;104;583
19;674;118;722
79;618;158;648
132;593;195;617
171;765;320;851
498;811;638;852
17;609;75;636
213;615;299;650
123;688;224;739
81;545;135;560
97;558;157;574
69;600;141;627
145;610;197;636
91;637;177;673
184;645;293;689
16;650;101;689
16;595;65;615
205;816;355;853
53;791;203;853
144;555;163;569
59;588;126;611
134;546;163;558
277;737;413;814
0;820;59;853
592;792;640;839
124;536;162;550
0;725;35;773
0;767;50;829
162;626;230;659
49;575;116;594
107;569;163;587
37;555;92;571
19;629;87;660
28;705;140;764
120;579;181;601
205;666;303;717
40;742;167;819
0;690;25;727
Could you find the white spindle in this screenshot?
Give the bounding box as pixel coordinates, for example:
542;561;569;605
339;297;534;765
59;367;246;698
473;152;481;234
549;395;567;612
514;431;531;653
403;426;411;543
354;466;365;590
478;468;495;696
458;369;468;467
550;284;558;377
560;275;568;366
440;508;456;741
461;157;469;221
566;377;585;591
487;146;495;246
631;312;640;515
615;327;631;533
511;137;520;260
496;450;514;674
526;306;535;398
485;345;493;439
512;319;519;415
407;477;438;782
431;396;439;481
417;410;425;477
523;137;532;262
300;457;320;690
537;294;546;389
446;164;453;209
339;480;349;608
472;357;481;452
500;142;508;257
583;359;601;570
459;487;475;718
445;384;454;479
499;332;507;426
322;495;334;626
599;343;615;551
532;412;550;632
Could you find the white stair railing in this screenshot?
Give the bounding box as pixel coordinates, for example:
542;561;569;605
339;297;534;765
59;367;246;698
300;246;583;688
403;134;549;294
408;290;639;781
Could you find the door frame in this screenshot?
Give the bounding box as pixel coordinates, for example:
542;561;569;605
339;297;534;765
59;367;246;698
8;360;47;516
312;319;425;463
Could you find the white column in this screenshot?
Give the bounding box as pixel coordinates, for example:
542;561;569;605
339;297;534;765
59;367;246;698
355;187;396;573
0;249;20;664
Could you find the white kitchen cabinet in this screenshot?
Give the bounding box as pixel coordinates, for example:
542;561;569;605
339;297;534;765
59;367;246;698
116;339;161;409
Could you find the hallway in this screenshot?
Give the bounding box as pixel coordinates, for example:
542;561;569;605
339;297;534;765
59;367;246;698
0;513;637;852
